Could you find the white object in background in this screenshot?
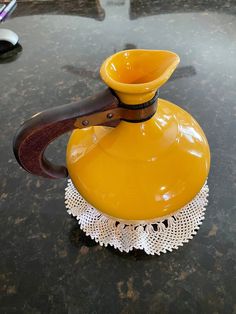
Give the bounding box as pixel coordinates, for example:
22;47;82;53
0;28;18;45
65;179;209;255
0;0;16;22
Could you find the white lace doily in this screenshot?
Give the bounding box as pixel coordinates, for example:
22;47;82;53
65;180;209;255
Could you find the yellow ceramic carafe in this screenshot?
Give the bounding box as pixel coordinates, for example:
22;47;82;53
13;50;210;222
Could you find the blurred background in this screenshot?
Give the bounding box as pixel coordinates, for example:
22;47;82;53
0;1;235;313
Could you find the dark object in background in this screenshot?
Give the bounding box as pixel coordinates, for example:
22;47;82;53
12;0;105;21
0;42;22;62
0;28;21;61
0;39;15;54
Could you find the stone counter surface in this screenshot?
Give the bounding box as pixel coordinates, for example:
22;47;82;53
0;1;235;313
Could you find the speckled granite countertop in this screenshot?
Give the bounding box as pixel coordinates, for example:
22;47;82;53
0;1;236;313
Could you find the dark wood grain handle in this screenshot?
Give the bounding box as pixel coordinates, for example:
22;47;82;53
13;88;120;179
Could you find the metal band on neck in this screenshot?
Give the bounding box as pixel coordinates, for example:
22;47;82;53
120;90;159;123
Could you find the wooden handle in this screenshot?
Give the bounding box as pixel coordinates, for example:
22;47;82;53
13;88;120;179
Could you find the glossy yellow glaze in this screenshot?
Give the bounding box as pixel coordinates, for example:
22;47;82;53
100;49;180;104
66;50;210;221
67;99;210;221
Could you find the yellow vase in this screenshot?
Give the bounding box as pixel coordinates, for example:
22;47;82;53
66;50;210;221
13;49;210;222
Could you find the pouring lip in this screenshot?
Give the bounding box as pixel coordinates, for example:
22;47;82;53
100;49;180;94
